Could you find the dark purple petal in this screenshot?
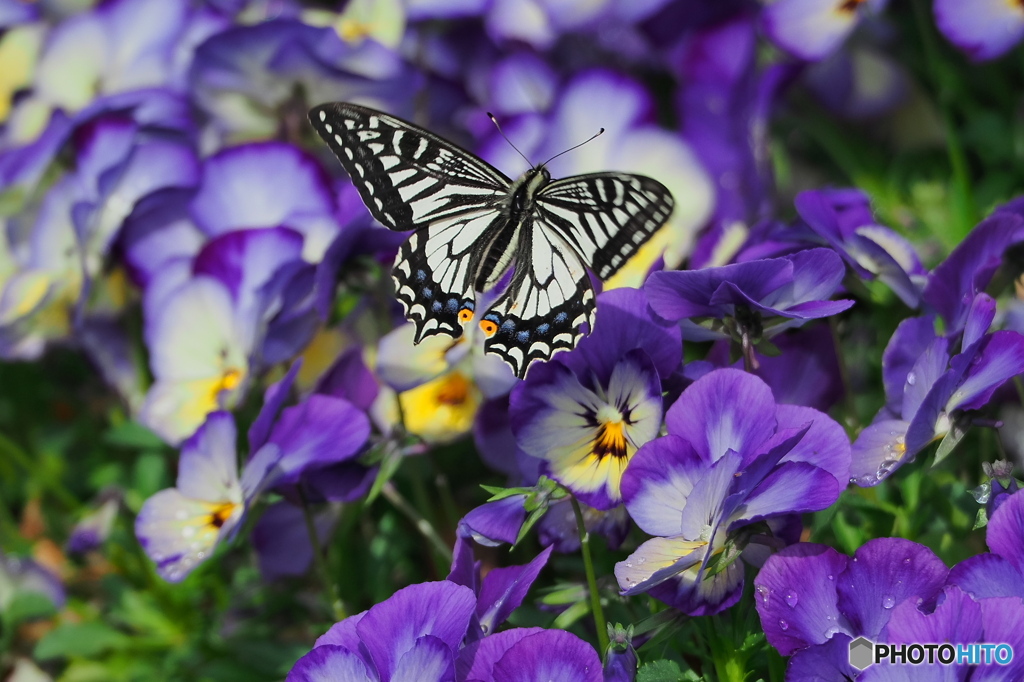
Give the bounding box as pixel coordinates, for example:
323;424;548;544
922;212;1024;334
458;496;527;547
268;395;370;484
476;546;553;635
645;259;792;321
665;368;777;462
962;293;996;350
775;404;851;483
836;538;948;640
985;489;1024;577
949;330;1024;412
315;612;367;650
934;0;1024;61
795;188;875;248
456;628;546;682
947;554;1024;600
753;543;851;656
761;249;849;314
978;597;1024;681
882;316;939;414
755;326;844;412
885;586;982;658
491;629;602;682
785;634;859;682
473;396;522;478
247;359;302;454
252;501;337;580
734;462;842;524
286;644;374;681
315;348;379;413
355;581;475;681
901;337;952;421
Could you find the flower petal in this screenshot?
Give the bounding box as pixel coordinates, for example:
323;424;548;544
934;0;1024;61
491;629;602;682
286;645;375;682
622;435;707;537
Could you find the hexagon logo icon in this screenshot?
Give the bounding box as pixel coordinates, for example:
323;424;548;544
849;636;875;671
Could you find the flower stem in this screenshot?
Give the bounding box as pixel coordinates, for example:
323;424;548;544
381;481;453;565
298;489;346;622
570;495;609;654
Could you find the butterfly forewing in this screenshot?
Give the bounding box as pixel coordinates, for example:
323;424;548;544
309;103;676;380
309;103;510;230
537;173;674;280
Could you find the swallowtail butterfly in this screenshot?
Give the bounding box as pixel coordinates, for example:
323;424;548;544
309;103;675;378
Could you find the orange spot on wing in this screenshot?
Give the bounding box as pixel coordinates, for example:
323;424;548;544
458;307;473;323
479;320;498;337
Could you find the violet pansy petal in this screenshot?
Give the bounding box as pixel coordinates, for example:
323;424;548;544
252;501;336;581
286;645;376;682
476;545;553;636
315;612;368;650
947;330;1024;413
678;449;742;540
247;359;302;454
962;293;996;351
666;368;776;462
887;584;982;644
934;0;1024;62
645;259;792;321
985;489;1024;576
849;419;911;487
734;462;842;525
762;0;864;61
753;543;850;656
977;597;1024;682
836;538;948;640
240;443;283;503
268;395;370;484
457;628;545;682
621;435;707;537
390;635;455;682
615;536;707;596
174;411;239;502
947;554;1024;601
356;581;476;681
491;629;602;682
774;404;851;484
458;496;527;547
901;337;951;420
785;634;859;682
882;316;938;414
762;248;847;311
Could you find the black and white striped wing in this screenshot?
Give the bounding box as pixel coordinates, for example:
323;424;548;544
308;103;510;230
536;173;674;280
309;103;511;343
480;221;594;379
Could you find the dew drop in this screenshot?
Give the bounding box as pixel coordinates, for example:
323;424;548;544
778;619;789;631
882;594;895;609
756;585;770;605
903;558;911;564
906;372;916;386
625;562;633;568
637;557;646;565
784;591;799;607
827;574;834;581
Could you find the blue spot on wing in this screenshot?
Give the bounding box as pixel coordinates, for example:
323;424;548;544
516;330;530;344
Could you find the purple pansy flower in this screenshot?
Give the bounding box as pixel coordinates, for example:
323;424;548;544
0;550;65;611
615;368;850;615
949;489;1024;601
753;538;948;678
934;0;1024;62
288;576;607;682
67;491;120;555
510;288;680;510
762;0;889;62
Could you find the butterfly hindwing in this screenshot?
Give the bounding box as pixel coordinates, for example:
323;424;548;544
481;219;595;379
393;208;504;343
537;173;674;279
309;103;510;230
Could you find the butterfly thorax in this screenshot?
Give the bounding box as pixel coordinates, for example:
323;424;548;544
472;166;551;293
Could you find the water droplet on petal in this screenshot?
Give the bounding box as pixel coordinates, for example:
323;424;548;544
784;591;799;607
827;574;834;581
637;556;646;565
778;619;789;631
625;562;633;568
755;585;770;605
906;372;916;386
882;594;895;609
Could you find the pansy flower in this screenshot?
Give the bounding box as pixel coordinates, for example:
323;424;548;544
0;550;65;612
762;0;889;62
510;287;680;510
949;489;1024;601
753;538;948;678
615;368;850;615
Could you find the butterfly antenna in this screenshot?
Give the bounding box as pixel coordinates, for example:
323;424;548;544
487;112;533;168
541;128;605;167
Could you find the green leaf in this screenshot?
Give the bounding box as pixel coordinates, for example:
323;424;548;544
104;421;166;450
637;659;685;682
933;419;970;468
35;622;131;660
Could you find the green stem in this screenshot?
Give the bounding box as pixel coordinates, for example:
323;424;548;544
298;490;346;622
0;431;78;509
381;481;453;565
570;495;609;654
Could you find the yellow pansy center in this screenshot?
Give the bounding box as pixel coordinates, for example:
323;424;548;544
398;370;481;443
838;0;866;13
207;501;238;530
592;405;630;460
